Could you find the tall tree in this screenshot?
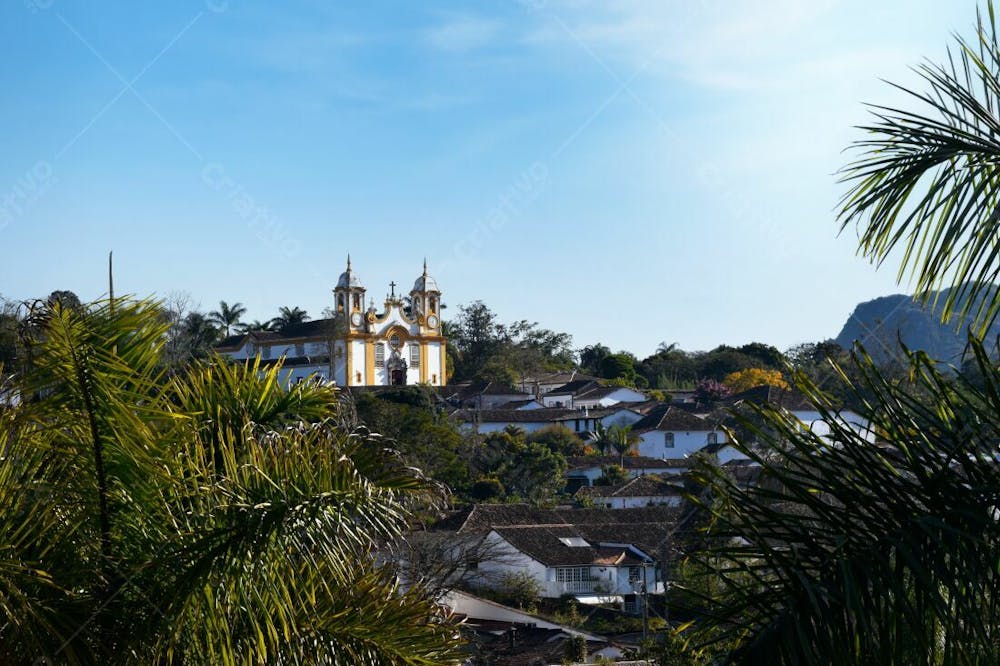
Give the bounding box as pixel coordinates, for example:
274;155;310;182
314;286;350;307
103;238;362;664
208;300;247;337
271;306;310;331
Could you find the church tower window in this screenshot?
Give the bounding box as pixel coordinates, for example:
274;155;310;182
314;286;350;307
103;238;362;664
352;294;361;310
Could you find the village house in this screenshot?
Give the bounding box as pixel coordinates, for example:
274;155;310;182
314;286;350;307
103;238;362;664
575;474;685;509
564;456;690;492
633;404;727;459
435;504;677;610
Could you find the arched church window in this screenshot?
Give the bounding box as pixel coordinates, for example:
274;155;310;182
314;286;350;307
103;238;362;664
337;295;345;312
352;294;361;310
429;297;437;313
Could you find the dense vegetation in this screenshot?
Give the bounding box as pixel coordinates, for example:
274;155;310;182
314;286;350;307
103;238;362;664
0;298;462;664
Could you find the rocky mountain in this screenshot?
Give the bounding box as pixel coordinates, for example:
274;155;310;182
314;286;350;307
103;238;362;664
835;285;1000;365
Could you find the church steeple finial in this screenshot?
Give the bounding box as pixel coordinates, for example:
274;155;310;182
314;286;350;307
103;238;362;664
423;257;427;276
347;254;352;270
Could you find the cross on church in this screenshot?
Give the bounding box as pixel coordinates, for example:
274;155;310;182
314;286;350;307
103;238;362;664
389;281;397;298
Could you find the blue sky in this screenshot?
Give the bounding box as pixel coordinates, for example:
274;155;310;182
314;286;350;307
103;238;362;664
0;1;976;356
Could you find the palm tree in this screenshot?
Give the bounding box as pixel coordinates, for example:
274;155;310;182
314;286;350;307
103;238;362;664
0;297;464;664
271;306;310;331
238;319;273;333
685;5;1000;663
607;425;639;466
208;300;247;337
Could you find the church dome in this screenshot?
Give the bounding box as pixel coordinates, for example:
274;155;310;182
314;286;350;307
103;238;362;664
336;256;363;290
412;260;440;293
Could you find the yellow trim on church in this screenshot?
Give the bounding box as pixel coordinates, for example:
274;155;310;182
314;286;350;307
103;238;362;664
365;339;375;384
419;342;428;383
345;340;353;386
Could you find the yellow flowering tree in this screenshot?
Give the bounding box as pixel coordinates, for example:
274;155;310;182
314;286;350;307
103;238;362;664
722;367;789;394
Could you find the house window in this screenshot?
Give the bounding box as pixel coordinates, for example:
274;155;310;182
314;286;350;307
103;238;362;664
260;345;271;360
556;567;593;583
707;432;718;445
664;432;675;448
375;343;385;368
628;566;642;583
295;343;305;356
409;344;420;367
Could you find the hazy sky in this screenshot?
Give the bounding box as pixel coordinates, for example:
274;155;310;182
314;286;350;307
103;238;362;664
0;1;977;356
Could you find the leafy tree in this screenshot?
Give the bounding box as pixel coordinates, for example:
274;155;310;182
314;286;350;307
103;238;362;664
208;300;247;336
599;352;638;382
734;342;786;370
45;289;83;311
352;387;471;492
579;343;611;376
470;430;567;504
0;297;463;663
594;464;628;486
470;476;506;501
695;346;756;380
448;301;508;380
722;368;789;394
527;424;587;457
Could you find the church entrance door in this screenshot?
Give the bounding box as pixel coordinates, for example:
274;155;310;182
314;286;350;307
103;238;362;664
388;353;408;386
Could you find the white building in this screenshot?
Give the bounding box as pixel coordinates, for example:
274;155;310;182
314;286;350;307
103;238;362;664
217;257;447;387
633;405;728;459
575;474;685;509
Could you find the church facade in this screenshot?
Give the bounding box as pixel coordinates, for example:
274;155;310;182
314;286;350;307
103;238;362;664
217;258;447;387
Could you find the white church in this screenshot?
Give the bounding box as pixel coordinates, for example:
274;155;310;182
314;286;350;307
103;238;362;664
217;258;447;387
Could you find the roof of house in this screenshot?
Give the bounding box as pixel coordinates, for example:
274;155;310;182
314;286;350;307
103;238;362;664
528;371;599;386
451;407;579;424
632;404;716;433
723;385;814;411
545;379;602;396
565;455;691;471
575;474;684;500
497;398;542;409
215;319;342;350
492;526;646;566
435;503;680;535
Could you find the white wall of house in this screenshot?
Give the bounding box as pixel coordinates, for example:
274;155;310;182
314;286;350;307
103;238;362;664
541;393;574;408
637;429;728;459
473;531;549;590
791;409;874;442
574;388;647;409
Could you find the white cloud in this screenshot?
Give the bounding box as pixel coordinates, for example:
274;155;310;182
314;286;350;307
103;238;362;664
426;15;503;52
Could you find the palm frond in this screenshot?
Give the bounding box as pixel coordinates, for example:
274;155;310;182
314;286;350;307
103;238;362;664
686;339;1000;664
840;2;1000;334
